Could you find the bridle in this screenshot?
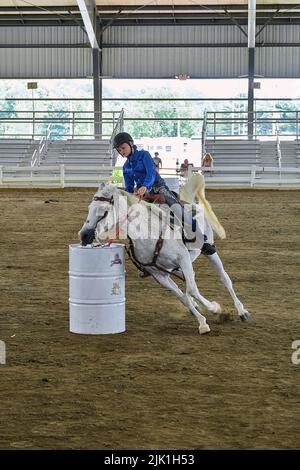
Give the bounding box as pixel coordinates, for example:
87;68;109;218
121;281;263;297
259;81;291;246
91;192;167;275
89;195;114;241
93;196;114;204
92;194;119;245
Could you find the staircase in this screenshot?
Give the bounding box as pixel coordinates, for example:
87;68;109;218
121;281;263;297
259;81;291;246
260;141;278;167
260;139;300;168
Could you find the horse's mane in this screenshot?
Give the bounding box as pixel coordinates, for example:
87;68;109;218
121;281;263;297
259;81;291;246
95;179;225;239
118;188;168;220
95;185;167;221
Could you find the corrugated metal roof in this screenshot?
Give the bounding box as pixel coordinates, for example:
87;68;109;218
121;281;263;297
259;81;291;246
256;47;300;77
0;25;87;44
103;25;246;45
0;25;91;78
259;24;300;43
0;48;92;78
102;46;247;78
0;22;300;78
102;24;300;78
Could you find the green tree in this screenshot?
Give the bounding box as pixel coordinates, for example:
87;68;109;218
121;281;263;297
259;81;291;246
122;92;201;138
275;101;298;135
0;93;17;136
38;97;71;139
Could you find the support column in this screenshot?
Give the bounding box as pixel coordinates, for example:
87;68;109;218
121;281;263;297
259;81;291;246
76;0;102;139
93;48;102;139
247;0;256;139
248;48;255;139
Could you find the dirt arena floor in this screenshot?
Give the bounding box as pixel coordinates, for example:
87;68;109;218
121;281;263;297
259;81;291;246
0;187;299;450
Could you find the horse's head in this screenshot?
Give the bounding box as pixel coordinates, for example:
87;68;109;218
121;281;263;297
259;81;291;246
79;183;118;246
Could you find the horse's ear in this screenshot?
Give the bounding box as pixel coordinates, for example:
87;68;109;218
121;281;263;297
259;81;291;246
98;182;105;190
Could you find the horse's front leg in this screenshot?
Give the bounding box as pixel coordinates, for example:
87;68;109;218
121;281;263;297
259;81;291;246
148;268;210;335
206;252;251;321
179;255;222;315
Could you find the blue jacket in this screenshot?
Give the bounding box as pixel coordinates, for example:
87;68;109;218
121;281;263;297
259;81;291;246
123;149;162;193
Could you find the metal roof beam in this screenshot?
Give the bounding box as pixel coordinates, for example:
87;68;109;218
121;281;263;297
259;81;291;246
96;4;300;13
0;6;80;12
76;0;99;49
2;18;300;27
2;12;300;21
223;7;247;37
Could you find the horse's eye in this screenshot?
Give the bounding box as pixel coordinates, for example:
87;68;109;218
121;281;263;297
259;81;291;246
87;220;89;223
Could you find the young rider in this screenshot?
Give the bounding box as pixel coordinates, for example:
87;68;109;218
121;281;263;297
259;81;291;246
113;132;204;246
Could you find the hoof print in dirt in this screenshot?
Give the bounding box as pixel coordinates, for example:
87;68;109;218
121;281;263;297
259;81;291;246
217;312;234;324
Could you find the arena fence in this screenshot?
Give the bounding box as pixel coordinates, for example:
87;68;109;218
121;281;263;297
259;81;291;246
0;165;299;188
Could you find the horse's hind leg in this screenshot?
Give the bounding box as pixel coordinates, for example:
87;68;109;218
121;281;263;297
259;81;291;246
179;256;222;315
206;252;250;321
149;269;210;335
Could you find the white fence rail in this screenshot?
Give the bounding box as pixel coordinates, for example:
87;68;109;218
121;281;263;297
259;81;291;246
0;164;299;188
0;165;118;187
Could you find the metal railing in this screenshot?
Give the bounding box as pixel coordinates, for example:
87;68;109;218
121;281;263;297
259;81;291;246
201;110;207;154
2;96;300;140
204;110;300;141
31;124;52;167
0;110;122;140
2;105;300;145
110;109;124;166
275;125;282;181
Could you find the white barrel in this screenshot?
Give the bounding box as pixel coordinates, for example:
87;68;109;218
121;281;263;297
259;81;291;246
164;176;180;193
69;243;125;334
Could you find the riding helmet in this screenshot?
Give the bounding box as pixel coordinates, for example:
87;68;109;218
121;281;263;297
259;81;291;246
113;132;134;149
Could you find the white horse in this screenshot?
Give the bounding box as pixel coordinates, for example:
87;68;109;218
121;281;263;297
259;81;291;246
79;174;250;334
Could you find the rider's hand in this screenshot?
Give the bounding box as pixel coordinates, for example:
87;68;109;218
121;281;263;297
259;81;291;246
136;186;147;199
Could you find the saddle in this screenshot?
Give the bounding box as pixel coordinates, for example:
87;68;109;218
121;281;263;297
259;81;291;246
142;192;197;244
142;194;166;205
143;191;187;206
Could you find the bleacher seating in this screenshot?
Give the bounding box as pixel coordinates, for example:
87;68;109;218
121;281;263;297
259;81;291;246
0;139;38;166
0;136;299;187
203;138;300;187
39;138;112;186
42;139;111;165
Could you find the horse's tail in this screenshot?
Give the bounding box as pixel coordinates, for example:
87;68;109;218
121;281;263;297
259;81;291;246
180;173;226;240
197;188;226;240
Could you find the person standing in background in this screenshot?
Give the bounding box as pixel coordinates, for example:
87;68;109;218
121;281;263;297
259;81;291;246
202;152;214;177
153;151;162;173
180;158;192;177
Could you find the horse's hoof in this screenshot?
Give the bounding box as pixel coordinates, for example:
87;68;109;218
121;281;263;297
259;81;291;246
199;324;210;335
210;301;222;314
240;310;251;321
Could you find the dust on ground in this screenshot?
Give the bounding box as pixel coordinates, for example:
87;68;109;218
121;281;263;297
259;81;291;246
0;188;299;449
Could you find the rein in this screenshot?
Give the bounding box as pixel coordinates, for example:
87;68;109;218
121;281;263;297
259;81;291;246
95;193;167;271
93;191;184;279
